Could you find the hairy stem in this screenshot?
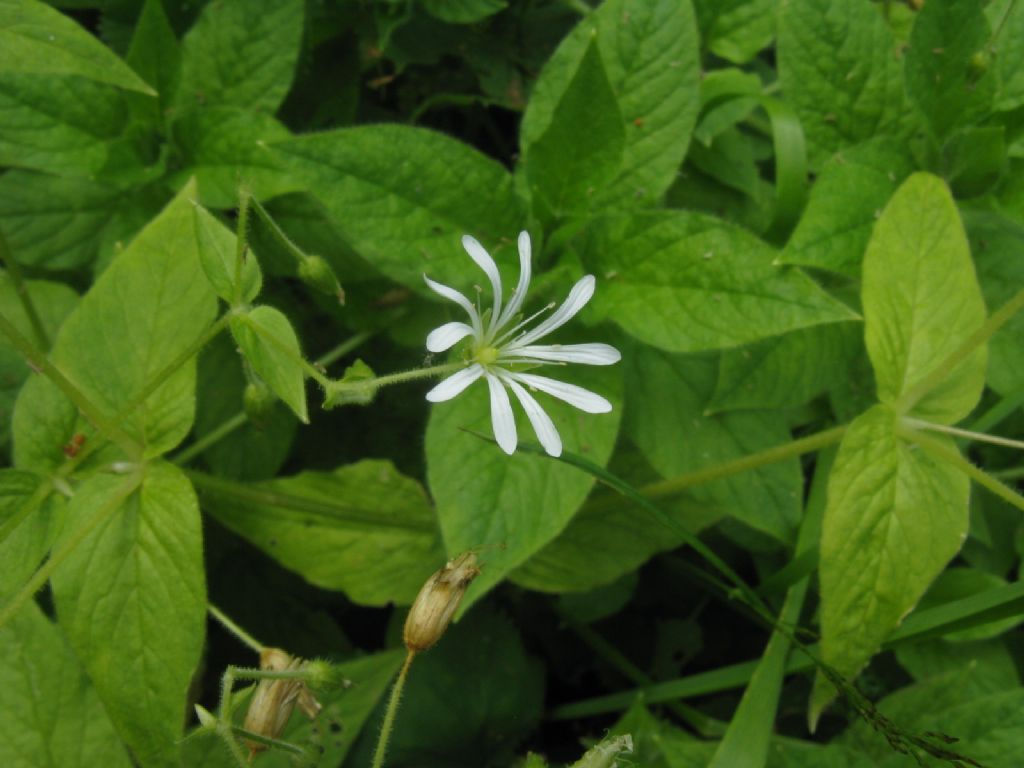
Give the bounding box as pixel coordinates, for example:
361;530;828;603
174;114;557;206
209;603;264;653
371;651;416;768
0;227;49;350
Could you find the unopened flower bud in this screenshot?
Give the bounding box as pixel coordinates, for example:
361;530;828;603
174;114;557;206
243;381;276;428
298;255;345;304
403;553;480;653
243;648;321;757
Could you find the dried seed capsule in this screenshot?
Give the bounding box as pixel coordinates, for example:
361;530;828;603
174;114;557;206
403;552;480;653
243;648;321;758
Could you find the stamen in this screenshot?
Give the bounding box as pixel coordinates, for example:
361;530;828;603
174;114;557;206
493;302;557;348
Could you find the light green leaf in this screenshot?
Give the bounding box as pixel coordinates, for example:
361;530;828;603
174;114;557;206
198;459;444;606
525;39;624;218
171;107;297;209
193;200;262;304
905;0;996;141
988;0;1024;111
812;405;969;723
623;346;802;543
0;469;64;597
0;0;155;94
426;362;622;609
0;170;125;270
581;211;857;353
229;305;308;423
421;0;506;23
694;0;776;64
780;138;914;277
272;124;524;293
708;322;861;414
51;463;206;768
862;173;987;423
12;181;219;470
125;0;181;119
520;0;700;208
0;602;132;768
778;0;906;167
175;0;304;113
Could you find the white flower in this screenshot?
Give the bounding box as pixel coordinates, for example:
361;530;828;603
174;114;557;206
424;231;620;457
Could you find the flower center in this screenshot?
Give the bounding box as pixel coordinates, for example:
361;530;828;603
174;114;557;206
475;345;500;365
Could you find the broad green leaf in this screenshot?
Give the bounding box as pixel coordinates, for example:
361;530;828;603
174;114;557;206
125;0;181;120
520;0;700;208
0;170;125;269
622;345;802;543
694;0;776;64
708;322;861;414
0;74;138;179
426;361;622;608
171;107;297;209
965;210;1024;397
0;273;77;449
896;637;1020;695
525;40;624;218
812;405;969;722
175;0;304;113
780;138;914;277
581;211;857;353
988;0;1024;111
943;125;1006;198
271;125;524;293
198;460;444;606
51;463;206;768
193;200;262;303
862;173;987;423
686;127;759;198
229;305;308;422
12;182;219;470
905;0;996;141
346;608;544;768
0;602;132;768
778;0;906;167
193;334;294;480
421;0;506;23
0;0;155;94
0;469;64;596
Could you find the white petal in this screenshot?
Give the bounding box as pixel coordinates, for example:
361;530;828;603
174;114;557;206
509;275;595;347
486;373;517;454
502;343;621;366
426;321;474;353
462;235;503;335
499;372;562;457
509;372;612;413
424;275;482;336
496;231;532;330
425;364;484;402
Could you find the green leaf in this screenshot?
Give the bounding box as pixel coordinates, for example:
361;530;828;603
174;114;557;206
0;602;132;768
197;459;444;606
421;0;506;24
0;469;64;597
520;0;700;209
780;138;915;277
125;0;181;120
0;0;155;94
989;0;1024;111
51;463;206;768
175;0;304;113
812;405;970;723
708;322;861;414
12;182;219;470
896;637;1020;694
271;124;524;294
581;211;857;353
694;0;776;64
915;567;1023;642
525;39;625;218
778;0;906;167
426;361;622;609
622;345;802;543
943;125;1006;197
0;170;125;269
862;173;987;423
229;305;308;423
193;200;262;304
905;0;996;141
171;107;297;209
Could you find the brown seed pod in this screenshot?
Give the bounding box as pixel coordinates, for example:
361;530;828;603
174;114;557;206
403;553;480;653
243;648;321;758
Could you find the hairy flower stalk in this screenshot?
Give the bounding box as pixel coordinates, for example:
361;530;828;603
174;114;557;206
424;231;620;456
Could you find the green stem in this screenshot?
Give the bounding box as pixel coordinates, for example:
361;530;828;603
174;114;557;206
0;473;139;630
328;362;465;401
0;227;49;350
992;466;1024;481
903;426;1024;513
0;310;140;457
968;388;1024;434
897;287;1024;415
371;651;415;768
249;197;308;266
173;413;248;466
318;331;374;369
229;725;306;755
232;189;251;307
209;603;264;653
903;417;1024;451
